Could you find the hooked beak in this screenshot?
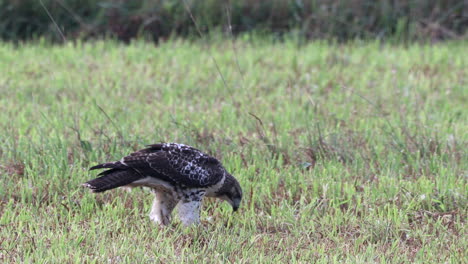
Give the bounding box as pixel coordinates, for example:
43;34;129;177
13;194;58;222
231;198;241;212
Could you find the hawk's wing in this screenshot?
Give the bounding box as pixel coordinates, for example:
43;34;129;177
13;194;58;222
90;143;225;187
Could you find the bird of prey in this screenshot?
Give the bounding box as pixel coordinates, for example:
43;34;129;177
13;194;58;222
83;143;242;226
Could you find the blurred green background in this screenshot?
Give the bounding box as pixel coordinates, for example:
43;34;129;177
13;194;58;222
1;0;466;42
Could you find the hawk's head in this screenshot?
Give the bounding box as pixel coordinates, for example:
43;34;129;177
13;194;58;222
216;173;242;212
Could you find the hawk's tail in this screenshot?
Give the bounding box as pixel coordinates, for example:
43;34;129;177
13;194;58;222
83;168;142;193
89;161;127;170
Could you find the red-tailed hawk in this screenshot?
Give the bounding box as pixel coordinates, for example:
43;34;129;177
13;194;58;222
83;143;242;226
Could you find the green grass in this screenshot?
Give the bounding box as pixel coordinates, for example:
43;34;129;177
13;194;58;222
0;39;466;263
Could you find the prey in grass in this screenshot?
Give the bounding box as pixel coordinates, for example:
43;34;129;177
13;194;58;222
83;143;242;226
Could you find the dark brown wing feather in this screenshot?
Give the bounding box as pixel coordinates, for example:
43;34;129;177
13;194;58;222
87;143;225;188
83;168;142;193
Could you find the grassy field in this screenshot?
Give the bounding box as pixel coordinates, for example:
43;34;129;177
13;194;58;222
0;39;466;263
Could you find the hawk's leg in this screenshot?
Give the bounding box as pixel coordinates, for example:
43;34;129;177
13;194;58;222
149;190;178;226
177;190;205;226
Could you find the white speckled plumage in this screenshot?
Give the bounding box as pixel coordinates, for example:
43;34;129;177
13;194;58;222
83;142;242;226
